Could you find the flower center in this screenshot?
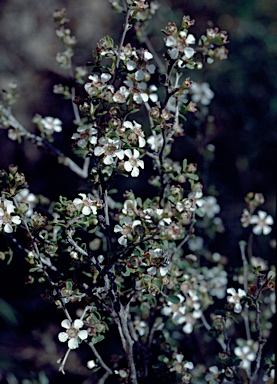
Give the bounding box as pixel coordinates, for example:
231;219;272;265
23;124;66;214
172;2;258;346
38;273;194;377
129;158;137;167
105;145;116;155
67;327;78;338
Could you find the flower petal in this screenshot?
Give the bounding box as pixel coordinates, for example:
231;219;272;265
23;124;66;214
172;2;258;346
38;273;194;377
58;332;68;342
4;223;13;233
73;319;84;329
82;206;91;215
124;161;132;172
78;329;88;340
61;319;71;329
68;338;79;349
124;149;132;158
131;167;139;177
118;236;127;246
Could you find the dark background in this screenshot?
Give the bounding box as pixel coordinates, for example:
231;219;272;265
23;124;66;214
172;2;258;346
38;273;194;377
0;0;276;382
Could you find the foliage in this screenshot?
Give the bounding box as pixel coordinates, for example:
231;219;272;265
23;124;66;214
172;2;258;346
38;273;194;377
0;1;275;383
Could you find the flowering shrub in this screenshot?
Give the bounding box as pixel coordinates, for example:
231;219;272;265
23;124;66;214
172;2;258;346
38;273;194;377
0;1;275;383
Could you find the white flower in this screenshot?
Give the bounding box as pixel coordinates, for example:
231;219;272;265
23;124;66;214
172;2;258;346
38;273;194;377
41;117;62;133
122;199;138;216
114;217;142;246
162;291;202;332
198;196;220;219
113;86;130;103
227;288;246;313
205;366;224;382
94;137;124;165
123;79;153;104
250;210;273;235
133;317;148;336
87;360;97;369
188;236;204;252
58;319;88;349
234;340;258;370
0;199;21;233
162;294;187;325
147;133;163;152
73;193;98;215
123;120;146;148
241;208;252;228
84;73;112;96
190;82;214;105
124;149;144;177
71;125;98;148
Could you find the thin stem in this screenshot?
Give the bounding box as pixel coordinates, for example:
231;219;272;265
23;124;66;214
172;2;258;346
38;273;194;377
139;27;165;72
118;304;138;384
66;226;89;257
200;314;226;350
88;342;113;375
247;232;253;260
113;310;127;351
171;213;196;257
58;348;71;374
70;85;81;124
1;107;89;178
112;7;132;85
239;241;251;341
144;101;155;129
98;371;112;384
147;317;162;348
249;278;268;382
12;197;72;322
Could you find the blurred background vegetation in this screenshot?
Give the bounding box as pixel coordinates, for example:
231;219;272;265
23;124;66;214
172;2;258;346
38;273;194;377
0;0;276;382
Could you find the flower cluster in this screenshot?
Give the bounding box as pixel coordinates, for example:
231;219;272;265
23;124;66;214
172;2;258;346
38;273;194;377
240;193;273;235
0;3;275;384
0;199;21;233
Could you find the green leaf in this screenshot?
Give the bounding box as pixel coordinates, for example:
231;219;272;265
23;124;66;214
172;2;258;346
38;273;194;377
267;270;275;280
214;309;226;316
182;159;187;170
144;294;157;307
168;195;175;203
0;298;18;326
233;358;242;367
122;266;131;277
195;208;205;217
167;295;180;304
136;197;142;207
186;173;199;181
152;279;162;292
91;334;105;345
82;271;93;278
91;366;101;373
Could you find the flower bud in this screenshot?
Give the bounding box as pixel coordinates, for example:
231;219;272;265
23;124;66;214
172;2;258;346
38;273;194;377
127;256;141;269
117;160;126;173
8;164;18;175
14;172;25;185
31;213;47;227
17;202;29;214
266;280;275;291
149;107;160;120
161;109;172;121
0;169;7;178
248;284;257;296
165;22;178;35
